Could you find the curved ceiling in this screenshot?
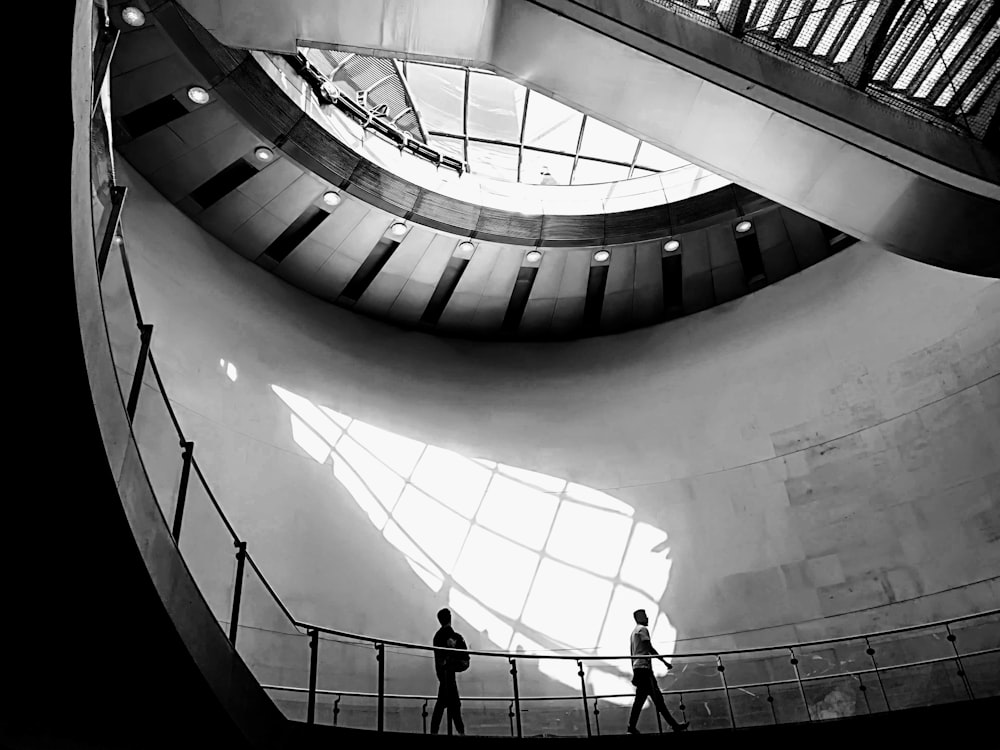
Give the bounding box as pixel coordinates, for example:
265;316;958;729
108;0;852;340
171;0;1000;276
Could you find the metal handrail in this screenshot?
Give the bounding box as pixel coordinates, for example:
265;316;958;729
291;607;1000;661
259;645;1000;703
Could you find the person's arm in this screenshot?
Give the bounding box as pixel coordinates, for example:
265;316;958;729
639;628;671;668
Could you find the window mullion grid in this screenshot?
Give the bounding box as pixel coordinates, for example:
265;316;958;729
884;1;948;88
928;3;999;106
805;0;843;57
905;0;968;100
462;68;470;172
569;115;588;185
827;1;869;63
627;139;643;179
517;89;530;183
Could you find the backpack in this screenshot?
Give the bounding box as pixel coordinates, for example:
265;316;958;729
447;632;470;673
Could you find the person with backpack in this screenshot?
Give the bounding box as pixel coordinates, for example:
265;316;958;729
430;608;469;735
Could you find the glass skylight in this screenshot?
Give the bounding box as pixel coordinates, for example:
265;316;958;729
401;61;687;185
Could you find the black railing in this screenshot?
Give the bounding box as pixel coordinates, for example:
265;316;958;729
646;0;999;139
87;2;999;738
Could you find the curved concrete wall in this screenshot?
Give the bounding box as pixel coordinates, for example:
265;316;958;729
109;157;999;718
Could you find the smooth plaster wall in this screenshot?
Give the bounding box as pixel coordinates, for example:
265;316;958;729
106;159;1000;718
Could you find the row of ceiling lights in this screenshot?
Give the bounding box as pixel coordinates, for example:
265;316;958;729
129;2;756;264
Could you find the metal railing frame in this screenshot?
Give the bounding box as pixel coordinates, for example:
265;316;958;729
87;4;999;738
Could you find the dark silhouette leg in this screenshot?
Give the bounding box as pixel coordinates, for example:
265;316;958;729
446;674;464;734
430;680;447;734
628;671;652;730
648;678;683;729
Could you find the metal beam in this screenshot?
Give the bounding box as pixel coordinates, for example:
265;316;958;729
721;0;754;38
844;0;907;89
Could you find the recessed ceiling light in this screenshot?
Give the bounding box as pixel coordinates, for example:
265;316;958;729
186;86;210;105
389;222;408;237
663;239;680;252
253;146;274;162
735;220;753;233
458;241;475;253
322;191;342;207
593;249;610;262
121;7;145;26
525;250;542;263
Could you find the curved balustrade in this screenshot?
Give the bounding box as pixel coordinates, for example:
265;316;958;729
86;2;999;739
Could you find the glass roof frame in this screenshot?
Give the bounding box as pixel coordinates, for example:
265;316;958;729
400;61;676;186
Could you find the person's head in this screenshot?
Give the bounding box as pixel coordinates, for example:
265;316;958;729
437;608;452;626
633;609;648;626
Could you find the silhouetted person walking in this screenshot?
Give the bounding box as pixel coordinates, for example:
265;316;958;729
431;608;468;735
627;609;688;734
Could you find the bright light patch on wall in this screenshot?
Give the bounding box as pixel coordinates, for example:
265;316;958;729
496;464;566;493
384;520;443;592
598;584;660;668
319;404;352;429
290;414;331;464
452;525;539;620
273;385;344;446
218;358;238;381
335;434;405;512
476;473;559;550
333;457;388;530
410;446;491;519
392;485;470;573
348;421;424;477
509;632;580;689
521;558;613;647
588;669;636;706
271;384;678;694
449;587;514;649
619;523;672;600
546;501;631;577
565;482;634;516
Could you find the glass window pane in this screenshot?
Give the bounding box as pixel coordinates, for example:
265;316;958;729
521;149;574;185
579;118;639;162
572;158;631;185
631;167;657;179
467;141;519;182
427;134;465;162
405;63;465;135
467;72;526;142
635;142;690;172
522;93;584;152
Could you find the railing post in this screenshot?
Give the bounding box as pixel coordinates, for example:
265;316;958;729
376;642;385;732
171;441;194;541
856;674;872;714
576;660;592;738
423;699;430;734
92;17;120;115
766;685;777;724
592;698;601;736
307;629;319;724
718;655;736;729
509;657;522;738
228;540;247;645
125;324;153;422
332;695;341;726
508;701;515;737
946;625;976;700
789;647;812;721
96;189;126;282
865;638;891;711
